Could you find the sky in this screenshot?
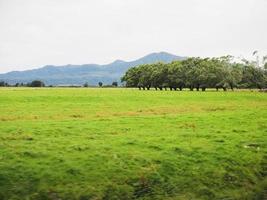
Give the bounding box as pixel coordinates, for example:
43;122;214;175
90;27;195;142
0;0;266;73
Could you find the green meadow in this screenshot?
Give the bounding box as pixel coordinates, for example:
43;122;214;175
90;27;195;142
0;88;266;200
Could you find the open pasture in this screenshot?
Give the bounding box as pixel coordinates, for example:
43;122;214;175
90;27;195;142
0;88;266;200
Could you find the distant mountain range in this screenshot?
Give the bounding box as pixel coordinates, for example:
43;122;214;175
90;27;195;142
0;52;185;85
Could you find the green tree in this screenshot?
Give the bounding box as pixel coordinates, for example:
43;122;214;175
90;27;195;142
150;63;168;90
240;65;266;89
121;67;141;89
98;82;103;87
168;61;186;91
0;81;6;87
138;64;153;90
29;80;45;87
112;82;118;87
121;55;267;91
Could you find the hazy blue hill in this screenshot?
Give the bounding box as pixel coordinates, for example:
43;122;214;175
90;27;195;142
0;52;185;85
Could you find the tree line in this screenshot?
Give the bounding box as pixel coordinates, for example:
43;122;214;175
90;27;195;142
0;80;119;88
84;81;118;87
0;80;45;87
121;56;267;91
1;54;266;90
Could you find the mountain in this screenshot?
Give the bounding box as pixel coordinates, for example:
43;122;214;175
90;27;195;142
0;52;185;85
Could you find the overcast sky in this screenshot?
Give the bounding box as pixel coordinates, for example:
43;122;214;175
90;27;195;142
0;0;266;73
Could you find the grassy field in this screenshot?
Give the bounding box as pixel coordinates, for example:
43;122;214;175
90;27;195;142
0;88;266;200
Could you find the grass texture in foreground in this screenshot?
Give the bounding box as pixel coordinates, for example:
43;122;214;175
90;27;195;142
0;88;266;200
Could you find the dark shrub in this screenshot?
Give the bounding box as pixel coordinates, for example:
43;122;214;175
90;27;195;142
29;80;45;87
112;82;118;87
98;82;103;87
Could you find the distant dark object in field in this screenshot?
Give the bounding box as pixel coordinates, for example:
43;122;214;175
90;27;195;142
83;82;89;87
0;81;9;87
28;80;45;87
98;82;103;87
112;82;118;87
259;89;267;92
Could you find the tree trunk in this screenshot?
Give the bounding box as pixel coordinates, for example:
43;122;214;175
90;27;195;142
230;84;234;91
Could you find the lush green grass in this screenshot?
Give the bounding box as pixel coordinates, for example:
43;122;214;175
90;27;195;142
0;88;266;200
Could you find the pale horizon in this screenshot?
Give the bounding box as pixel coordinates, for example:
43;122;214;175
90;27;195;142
0;0;267;73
